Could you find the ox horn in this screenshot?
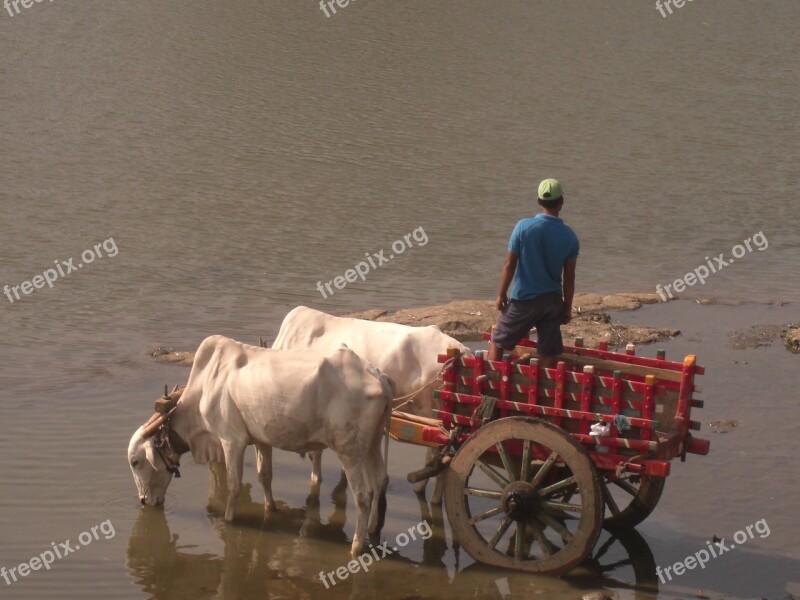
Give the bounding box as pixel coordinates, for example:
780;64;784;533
141;413;165;438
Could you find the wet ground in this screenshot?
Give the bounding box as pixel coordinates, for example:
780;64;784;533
4;298;797;600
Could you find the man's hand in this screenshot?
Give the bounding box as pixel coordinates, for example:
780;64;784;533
562;305;572;324
496;292;509;312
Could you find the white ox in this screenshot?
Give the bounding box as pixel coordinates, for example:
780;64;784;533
128;335;392;557
271;306;471;503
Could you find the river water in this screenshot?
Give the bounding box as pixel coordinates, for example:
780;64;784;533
1;1;798;599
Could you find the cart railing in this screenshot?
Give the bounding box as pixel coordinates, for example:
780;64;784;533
427;338;709;478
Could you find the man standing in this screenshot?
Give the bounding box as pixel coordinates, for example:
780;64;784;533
488;178;579;368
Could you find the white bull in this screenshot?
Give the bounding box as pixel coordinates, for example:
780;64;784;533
271;306;471;503
128;335;392;557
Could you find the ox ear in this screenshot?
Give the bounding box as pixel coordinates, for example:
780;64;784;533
145;441;159;471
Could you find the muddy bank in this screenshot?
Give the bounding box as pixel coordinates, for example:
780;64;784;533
149;294;799;367
728;323;800;352
345;292;679;347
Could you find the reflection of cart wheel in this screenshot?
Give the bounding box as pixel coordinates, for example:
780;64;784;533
583;526;659;593
601;473;665;529
444;417;602;575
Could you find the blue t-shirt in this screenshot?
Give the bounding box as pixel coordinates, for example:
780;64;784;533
508;214;579;301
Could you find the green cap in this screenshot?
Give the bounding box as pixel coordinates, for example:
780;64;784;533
537;178;563;201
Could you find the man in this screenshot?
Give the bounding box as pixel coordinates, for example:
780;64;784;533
488;178;579;368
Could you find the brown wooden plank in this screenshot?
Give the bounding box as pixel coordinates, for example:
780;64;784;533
513;345;683;383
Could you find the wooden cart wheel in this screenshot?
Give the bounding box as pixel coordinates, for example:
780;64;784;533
444;417;603;575
601;472;665;529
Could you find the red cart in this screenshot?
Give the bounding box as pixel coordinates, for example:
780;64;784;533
389;335;710;575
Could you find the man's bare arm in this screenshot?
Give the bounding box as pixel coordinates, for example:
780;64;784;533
496;251;519;311
562;259;577;324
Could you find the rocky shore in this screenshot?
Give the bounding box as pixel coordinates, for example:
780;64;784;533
344;292;679;347
149;293;798;366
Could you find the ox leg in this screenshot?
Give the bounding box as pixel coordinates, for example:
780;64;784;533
340;457;372;558
222;441;246;522
255;444;277;512
431;471;445;506
309;450;323;497
366;443;389;541
413;447;436;495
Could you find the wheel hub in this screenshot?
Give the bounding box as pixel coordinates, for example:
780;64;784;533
502;481;538;521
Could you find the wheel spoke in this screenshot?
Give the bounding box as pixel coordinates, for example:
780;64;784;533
465;487;503;499
602;481;621;516
495;441;517;481
469;504;504;525
538;511;573;545
514;523;524;561
593;535;617;560
529;450;558;488
538;475;577;497
612;477;639;497
529;518;556;558
543;500;583;515
487;515;513;549
520;439;532;482
475;458;510;489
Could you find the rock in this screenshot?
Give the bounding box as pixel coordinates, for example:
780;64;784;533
728;325;783;350
149;346;195;367
343;294;680;347
582;593;614;600
783;325;800;354
708;419;739;434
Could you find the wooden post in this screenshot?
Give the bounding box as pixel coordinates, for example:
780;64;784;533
611;369;623;436
553;361;566;428
642;374;656;442
528;358;539;405
580;365;594;435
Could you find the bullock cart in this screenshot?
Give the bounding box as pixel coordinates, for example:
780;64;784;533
389;336;710;575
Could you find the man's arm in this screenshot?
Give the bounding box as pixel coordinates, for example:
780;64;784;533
562;259;576;324
496;251;519;312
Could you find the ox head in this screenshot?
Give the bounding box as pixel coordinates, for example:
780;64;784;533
128;385;186;507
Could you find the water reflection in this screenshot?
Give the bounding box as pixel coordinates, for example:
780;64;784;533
126;462;660;600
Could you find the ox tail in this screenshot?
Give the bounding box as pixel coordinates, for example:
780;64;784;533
366;365;394;474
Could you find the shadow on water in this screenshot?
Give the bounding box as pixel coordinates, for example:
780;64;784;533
125;462;670;600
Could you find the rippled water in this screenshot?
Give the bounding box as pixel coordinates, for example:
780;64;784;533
1;1;798;598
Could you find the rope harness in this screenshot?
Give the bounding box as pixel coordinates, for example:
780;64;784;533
391;355;459;411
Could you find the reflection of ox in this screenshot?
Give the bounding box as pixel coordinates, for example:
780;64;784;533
128;334;392;556
271;306;471;502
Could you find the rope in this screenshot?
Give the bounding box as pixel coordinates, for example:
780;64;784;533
391;356;459;411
